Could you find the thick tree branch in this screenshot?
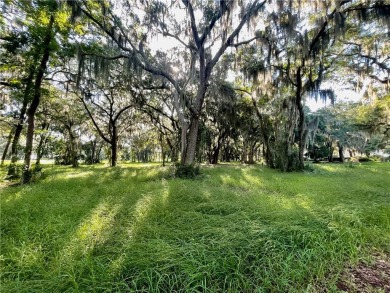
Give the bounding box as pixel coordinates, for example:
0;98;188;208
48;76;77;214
181;0;200;47
207;0;266;77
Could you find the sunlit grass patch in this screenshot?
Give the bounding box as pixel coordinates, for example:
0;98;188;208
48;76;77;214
1;162;389;292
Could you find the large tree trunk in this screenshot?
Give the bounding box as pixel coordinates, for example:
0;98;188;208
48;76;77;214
21;15;54;184
180;125;187;164
1;127;14;166
247;142;256;164
183;116;200;164
159;133;166;166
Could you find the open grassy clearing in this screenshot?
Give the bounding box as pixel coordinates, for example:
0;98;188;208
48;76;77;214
1;162;389;292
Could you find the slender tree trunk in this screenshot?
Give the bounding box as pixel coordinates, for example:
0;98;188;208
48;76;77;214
1;127;14;165
211;144;220;164
328;144;334;162
21;15;54;184
166;137;177;162
35;122;49;165
65;123;78;168
96;143;102;163
111;125;117;167
90;140;96;164
338;143;345;163
296;66;306;170
159;133;165;166
69;133;78;168
7;97;30;176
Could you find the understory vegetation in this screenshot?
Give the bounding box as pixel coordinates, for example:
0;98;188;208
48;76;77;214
1;162;389;292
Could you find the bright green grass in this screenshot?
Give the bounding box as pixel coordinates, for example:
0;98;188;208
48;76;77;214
1;162;389;292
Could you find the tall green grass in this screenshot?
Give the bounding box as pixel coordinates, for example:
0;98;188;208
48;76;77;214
1;162;389;292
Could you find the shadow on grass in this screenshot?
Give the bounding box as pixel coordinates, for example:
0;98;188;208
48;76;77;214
1;163;389;292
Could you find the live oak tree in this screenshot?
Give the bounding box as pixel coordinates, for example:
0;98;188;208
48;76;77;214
202;80;239;164
67;0;267;166
77;56;139;167
235;0;389;171
46;88;87;167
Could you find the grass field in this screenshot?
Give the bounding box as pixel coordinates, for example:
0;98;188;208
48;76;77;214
1;162;389;292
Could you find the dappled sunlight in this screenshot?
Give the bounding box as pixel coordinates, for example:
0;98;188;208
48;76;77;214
241;171;265;188
59;201;122;263
62;171;94;180
14;241;44;269
109;253;126;276
3;186;32;204
294;193;315;211
161;179;169;204
109;183;170;276
126;194;155;240
314;164;343;173
218;174;251;192
1;163;389;292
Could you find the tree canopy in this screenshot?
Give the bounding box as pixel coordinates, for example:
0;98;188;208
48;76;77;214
0;0;389;182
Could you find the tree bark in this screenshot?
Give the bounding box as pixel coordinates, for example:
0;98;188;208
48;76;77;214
21;15;54;184
7;91;30;176
111;124;117;167
241;140;247;163
1;127;14;165
68;128;78;168
35;122;50;165
159;133;166;166
247;142;256;164
338;143;345;163
296;66;306;170
184;116;200;164
90;140;96;164
328;144;334;162
211;143;220;164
